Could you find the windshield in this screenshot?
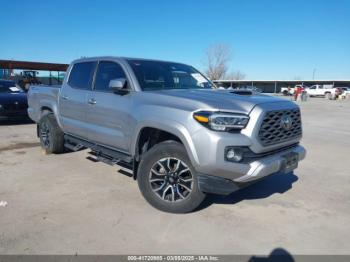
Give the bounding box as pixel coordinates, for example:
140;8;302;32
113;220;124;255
127;60;214;91
0;81;22;93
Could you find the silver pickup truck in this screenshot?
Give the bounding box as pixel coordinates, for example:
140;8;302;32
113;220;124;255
27;56;305;213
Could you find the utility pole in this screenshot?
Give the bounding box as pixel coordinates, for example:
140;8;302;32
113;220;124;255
312;68;316;80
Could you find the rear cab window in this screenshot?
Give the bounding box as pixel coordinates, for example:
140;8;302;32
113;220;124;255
68;62;97;90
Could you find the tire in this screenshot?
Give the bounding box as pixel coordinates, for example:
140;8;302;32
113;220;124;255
137;141;206;213
38;113;65;154
325;92;332;100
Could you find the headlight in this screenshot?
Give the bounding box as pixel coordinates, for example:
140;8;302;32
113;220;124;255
193;111;249;131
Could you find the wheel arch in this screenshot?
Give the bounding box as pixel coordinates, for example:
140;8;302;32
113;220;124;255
40;106;53;115
38;100;62;127
131;124;199;179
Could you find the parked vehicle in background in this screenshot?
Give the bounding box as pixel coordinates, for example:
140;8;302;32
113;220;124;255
0;79;29;121
17;71;41;92
340;87;350;96
27;56;305;213
235;86;262;93
281;86;295;96
281;85;308;96
218;86;262;93
305;84;342;99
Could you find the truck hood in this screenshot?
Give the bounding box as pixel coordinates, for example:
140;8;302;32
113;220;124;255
146;89;288;114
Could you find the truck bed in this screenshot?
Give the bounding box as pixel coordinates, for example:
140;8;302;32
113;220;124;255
27;84;61;123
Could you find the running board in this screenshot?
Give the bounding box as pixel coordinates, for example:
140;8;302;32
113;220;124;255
64;142;85;152
88;151;123;166
64;134;133;164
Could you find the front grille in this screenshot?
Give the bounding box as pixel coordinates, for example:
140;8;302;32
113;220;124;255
258;109;302;146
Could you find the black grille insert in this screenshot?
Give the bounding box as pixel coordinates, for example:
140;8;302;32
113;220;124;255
258;109;302;146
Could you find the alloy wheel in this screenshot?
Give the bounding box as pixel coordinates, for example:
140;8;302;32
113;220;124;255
40;122;50;148
149;157;193;202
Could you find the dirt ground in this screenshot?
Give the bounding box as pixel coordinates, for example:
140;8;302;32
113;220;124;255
0;98;349;255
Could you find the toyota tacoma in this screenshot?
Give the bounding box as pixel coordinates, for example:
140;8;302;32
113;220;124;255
27;57;306;213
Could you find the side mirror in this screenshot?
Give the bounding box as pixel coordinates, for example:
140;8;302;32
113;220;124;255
109;78;127;92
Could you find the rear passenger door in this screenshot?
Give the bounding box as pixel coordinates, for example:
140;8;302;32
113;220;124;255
85;61;134;152
59;61;97;139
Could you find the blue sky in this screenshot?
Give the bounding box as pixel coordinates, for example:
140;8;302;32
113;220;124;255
1;0;349;79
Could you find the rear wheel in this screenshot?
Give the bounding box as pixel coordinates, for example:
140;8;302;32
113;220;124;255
38;113;65;154
137;141;206;213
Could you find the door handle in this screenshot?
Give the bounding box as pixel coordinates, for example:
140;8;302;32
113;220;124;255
62;95;69;100
88;98;97;105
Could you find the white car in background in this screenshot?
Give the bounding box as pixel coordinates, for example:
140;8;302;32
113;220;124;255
281;86;295;95
340;87;350;96
305;85;342;99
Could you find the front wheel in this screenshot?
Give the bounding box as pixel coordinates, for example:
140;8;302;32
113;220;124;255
137;141;206;213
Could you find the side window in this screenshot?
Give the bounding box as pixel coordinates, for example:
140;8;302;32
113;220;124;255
95;61;126;91
94;61;126;92
68;62;97;90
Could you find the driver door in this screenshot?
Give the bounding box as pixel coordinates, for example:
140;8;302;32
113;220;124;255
85;61;134;153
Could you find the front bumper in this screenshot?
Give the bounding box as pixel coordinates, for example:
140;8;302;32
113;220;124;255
197;145;306;195
233;145;305;183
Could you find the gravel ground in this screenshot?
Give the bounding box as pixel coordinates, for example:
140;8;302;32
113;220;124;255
0;98;349;255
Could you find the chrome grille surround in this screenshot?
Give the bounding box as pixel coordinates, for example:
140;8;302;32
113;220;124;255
258;109;302;146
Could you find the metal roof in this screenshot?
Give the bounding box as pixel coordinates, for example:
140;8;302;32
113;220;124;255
0;60;68;71
214;79;350;83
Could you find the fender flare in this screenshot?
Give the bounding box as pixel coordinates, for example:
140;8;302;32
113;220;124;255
131;121;200;167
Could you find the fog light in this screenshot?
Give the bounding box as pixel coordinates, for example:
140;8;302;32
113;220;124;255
226;148;243;162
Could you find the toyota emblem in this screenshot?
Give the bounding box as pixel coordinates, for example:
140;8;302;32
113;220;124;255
280;115;293;130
